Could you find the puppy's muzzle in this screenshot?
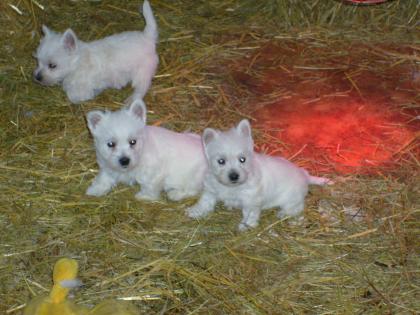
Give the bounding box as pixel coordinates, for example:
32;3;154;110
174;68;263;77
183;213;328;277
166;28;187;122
34;72;43;82
119;156;130;168
228;171;240;183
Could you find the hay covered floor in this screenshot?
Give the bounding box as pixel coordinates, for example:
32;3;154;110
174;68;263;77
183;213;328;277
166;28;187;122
1;0;419;314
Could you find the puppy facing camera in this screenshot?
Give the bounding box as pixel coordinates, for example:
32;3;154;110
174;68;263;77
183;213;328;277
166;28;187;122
33;0;159;104
187;119;333;231
86;100;207;202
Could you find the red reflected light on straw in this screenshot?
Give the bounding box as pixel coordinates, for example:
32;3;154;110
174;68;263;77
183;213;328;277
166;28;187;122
256;99;415;174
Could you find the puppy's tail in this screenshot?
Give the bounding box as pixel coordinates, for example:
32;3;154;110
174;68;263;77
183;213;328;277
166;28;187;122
303;170;334;186
142;0;158;42
308;176;333;186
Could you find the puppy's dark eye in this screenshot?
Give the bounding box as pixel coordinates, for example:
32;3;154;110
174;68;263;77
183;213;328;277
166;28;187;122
129;139;136;146
239;157;246;163
107;141;115;148
48;63;57;69
217;158;225;165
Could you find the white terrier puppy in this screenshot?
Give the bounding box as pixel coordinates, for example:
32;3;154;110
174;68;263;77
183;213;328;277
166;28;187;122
34;1;158;104
187;119;332;231
86;100;207;201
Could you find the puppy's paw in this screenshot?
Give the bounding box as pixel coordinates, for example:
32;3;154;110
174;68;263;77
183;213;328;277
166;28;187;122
238;221;258;232
86;184;109;197
167;189;190;201
186;205;209;219
135;190;159;201
238;222;250;232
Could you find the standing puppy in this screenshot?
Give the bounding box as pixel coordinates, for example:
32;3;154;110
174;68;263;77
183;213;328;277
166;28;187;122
86;100;207;201
34;1;158;104
187;119;332;231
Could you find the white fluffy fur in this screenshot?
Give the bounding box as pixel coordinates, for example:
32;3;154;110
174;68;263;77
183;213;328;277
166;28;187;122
86;100;207;201
187;119;332;231
34;1;158;104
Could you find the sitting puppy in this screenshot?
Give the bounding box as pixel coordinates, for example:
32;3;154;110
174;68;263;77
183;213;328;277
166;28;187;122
187;119;332;231
86;100;207;201
33;1;158;104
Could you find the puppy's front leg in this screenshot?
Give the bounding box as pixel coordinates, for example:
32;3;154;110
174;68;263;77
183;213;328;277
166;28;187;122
238;207;262;231
64;78;96;104
86;171;116;196
187;192;217;219
135;184;161;201
135;173;164;201
66;87;95;104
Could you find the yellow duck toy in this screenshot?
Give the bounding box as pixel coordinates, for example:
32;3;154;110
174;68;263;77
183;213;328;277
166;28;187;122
24;258;139;315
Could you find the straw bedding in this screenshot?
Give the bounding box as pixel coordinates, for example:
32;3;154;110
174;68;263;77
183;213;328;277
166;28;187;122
0;0;419;314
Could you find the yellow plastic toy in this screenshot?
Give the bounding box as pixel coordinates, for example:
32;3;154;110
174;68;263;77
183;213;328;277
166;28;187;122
24;258;139;315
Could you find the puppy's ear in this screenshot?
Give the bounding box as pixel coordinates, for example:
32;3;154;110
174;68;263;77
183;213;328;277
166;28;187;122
42;25;51;36
62;29;78;52
236;119;252;139
236;119;254;151
128;99;147;124
86;110;105;134
202;128;218;147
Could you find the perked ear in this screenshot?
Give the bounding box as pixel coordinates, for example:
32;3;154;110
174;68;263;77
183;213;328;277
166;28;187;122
86;110;105;134
128;99;147;124
42;25;51;36
236;119;252;139
236;119;254;151
202;128;218;147
62;29;77;52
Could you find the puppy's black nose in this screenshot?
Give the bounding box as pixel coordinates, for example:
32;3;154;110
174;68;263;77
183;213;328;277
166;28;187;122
34;72;43;82
119;157;130;167
229;171;239;182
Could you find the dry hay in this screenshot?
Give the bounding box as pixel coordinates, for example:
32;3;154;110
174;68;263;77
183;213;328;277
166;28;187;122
1;0;419;314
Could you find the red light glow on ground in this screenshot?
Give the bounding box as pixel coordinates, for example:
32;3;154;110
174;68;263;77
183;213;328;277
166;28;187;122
256;98;416;174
